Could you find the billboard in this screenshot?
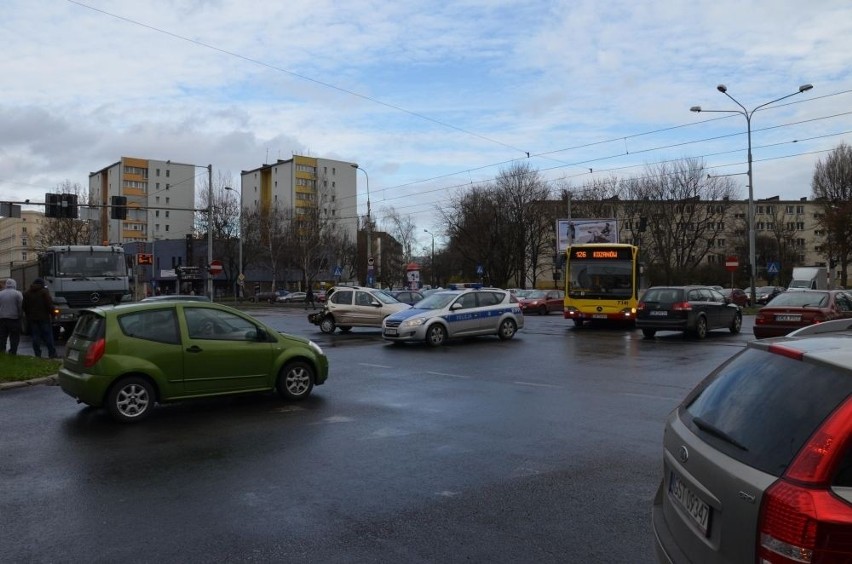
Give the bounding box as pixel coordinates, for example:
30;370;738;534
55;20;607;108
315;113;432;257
556;218;618;252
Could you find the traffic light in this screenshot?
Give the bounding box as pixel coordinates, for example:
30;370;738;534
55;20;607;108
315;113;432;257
45;193;61;218
61;194;78;219
110;196;127;220
185;234;194;264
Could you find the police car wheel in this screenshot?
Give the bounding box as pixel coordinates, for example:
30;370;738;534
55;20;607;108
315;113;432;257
498;319;517;340
426;324;446;347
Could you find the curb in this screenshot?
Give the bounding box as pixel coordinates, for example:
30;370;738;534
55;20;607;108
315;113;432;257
0;375;58;391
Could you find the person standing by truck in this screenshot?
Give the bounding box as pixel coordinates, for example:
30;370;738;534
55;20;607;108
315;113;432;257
22;278;57;359
0;279;24;355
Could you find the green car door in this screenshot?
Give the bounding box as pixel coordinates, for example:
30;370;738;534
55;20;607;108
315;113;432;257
180;306;275;395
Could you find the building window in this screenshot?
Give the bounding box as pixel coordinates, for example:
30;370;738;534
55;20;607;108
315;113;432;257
797;205;804;214
156;210;160;217
165;211;169;218
166;184;170;190
156;169;160;177
22;252;28;261
166;170;170;178
165;225;170;231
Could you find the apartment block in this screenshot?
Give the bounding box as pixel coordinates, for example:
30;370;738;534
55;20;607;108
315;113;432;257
0;210;45;278
88;157;197;245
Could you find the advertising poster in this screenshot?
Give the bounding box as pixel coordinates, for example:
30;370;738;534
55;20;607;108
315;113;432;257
556;218;618;252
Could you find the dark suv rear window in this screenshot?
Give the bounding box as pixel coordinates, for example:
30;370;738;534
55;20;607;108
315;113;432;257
681;348;852;476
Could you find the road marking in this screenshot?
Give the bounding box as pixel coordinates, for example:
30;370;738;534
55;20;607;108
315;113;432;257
514;381;562;388
359;362;393;369
427;371;469;379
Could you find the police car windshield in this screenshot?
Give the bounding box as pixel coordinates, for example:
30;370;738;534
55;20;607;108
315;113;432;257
413;292;458;310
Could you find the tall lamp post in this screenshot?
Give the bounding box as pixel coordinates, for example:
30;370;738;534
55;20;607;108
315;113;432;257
691;83;813;306
351;163;372;286
224;186;243;299
424;229;435;287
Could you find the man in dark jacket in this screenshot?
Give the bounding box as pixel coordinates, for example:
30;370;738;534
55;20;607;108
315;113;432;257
22;278;57;359
0;278;24;355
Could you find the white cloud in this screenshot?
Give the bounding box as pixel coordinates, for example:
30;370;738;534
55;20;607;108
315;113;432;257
1;0;850;235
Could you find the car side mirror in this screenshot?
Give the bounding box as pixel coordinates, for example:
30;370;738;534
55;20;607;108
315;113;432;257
450;302;462;311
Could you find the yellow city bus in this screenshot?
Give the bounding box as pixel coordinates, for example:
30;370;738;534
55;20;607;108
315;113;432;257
563;243;641;326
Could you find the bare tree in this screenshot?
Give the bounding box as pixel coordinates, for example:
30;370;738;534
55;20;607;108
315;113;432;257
380;205;417;285
632;158;739;284
812;143;852;285
493;162;553;287
35;180;92;248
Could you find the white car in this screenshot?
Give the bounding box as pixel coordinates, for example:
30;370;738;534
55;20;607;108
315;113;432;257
310;286;409;333
382;287;524;346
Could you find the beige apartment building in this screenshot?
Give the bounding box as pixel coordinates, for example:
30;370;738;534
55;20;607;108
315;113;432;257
88;157;197;246
239;154;360;257
0;210;46;279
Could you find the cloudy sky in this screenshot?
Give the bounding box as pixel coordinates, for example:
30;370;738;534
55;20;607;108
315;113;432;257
2;0;851;245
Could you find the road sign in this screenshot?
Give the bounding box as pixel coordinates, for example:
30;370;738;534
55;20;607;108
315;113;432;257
238;273;245;282
368;257;375;266
333;265;343;277
725;256;739;272
767;262;780;275
208;260;224;275
137;253;153;265
476;264;484;275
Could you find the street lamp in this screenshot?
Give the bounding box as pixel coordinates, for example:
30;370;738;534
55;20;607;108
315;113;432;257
424;229;435;287
691;83;813;306
351;163;372;286
224;186;243;300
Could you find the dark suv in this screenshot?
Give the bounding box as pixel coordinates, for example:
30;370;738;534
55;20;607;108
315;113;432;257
652;318;852;562
636;285;742;339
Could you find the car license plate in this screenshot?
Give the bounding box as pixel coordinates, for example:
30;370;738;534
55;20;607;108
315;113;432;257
668;471;711;536
384;329;398;336
650;310;668;316
593;314;607;319
68;349;79;362
776;314;801;322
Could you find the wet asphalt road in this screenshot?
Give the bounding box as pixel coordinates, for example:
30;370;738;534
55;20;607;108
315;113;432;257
1;308;755;563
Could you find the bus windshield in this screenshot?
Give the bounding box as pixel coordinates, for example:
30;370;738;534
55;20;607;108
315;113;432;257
568;259;634;299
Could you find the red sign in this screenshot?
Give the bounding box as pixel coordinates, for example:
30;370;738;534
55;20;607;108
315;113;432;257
725;256;739;272
208;260;224;275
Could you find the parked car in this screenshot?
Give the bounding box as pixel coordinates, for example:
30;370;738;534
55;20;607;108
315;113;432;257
57;301;329;423
754;285;786;305
718;287;749;307
753;288;852;338
279;291;306;303
140;294;211;302
382;287;524;346
636;285;742;339
651;318;852;563
309;286;410;334
390;290;425;305
517;289;564;315
251;289;288;303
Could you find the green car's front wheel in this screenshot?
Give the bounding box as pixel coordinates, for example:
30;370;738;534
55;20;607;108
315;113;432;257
277;361;315;400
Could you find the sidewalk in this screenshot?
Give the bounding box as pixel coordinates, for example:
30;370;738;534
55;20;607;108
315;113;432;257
0;374;57;391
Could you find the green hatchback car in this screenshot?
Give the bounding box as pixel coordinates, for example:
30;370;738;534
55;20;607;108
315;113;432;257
58;301;329;423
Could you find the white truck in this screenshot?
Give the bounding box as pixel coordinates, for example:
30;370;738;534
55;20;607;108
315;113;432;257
11;245;131;338
788;266;828;290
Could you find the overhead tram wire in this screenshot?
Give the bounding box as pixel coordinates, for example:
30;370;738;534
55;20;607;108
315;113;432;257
66;0;530;158
61;4;852;206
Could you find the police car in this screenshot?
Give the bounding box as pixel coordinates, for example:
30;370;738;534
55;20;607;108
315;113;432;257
381;286;524;346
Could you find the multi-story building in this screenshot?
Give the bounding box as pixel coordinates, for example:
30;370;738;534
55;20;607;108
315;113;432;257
544;195;846;289
88;157;197;246
239;154;358;241
0;210;45;278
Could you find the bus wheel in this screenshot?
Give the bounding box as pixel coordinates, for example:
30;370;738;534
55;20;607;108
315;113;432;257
642;329;656;338
573;319;584;327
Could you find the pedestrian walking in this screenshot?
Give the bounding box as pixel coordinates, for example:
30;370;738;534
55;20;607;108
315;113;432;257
22;278;57;359
0;278;24;355
305;287;316;310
